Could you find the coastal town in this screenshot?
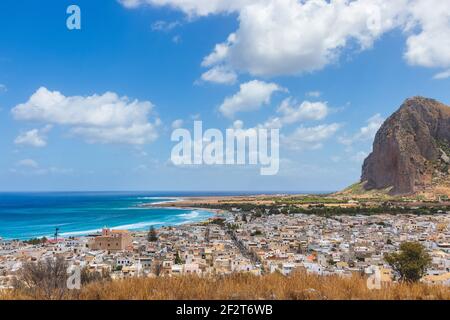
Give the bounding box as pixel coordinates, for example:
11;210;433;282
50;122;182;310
1;200;450;290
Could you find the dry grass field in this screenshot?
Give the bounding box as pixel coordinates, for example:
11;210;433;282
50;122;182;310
2;271;449;300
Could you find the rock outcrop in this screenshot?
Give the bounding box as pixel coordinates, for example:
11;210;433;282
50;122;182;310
361;97;450;195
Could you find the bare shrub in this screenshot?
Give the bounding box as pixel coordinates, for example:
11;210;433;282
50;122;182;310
13;256;69;300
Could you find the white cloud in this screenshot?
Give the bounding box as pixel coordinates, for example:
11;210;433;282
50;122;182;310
120;0;247;16
202;33;236;67
278;98;329;123
218;80;284;118
351;150;369;163
17;159;39;169
357;114;385;140
70;122;160;145
259;117;284;130
0;84;7;93
122;0;450;77
306;91;322;98
172;35;182;44
151;20;181;32
232;120;244;130
282;123;341;151
403;0;450;69
339;113;385;146
433;69;450;80
14;125;52;148
11;87;160;145
225;118;340;156
199;0;409;76
257;98;329;130
171;119;184;129
119;0;144;9
200;66;237;85
12;159;72;175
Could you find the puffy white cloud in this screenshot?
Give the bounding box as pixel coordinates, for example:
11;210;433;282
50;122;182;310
227;118;340;155
259;117;284;130
121;0;450;77
119;0;248;16
404;0;450;69
433;69;450;80
171;119;184;129
339;113;385;146
218;80;285;118
278;98;329;123
14;125;52;147
199;0;409;76
11;87;160;145
119;0;144;9
202;33;236;67
70;123;160;145
257;98;329;130
12;87;152;127
282;123;341;151
232;120;244;130
200;66;237;85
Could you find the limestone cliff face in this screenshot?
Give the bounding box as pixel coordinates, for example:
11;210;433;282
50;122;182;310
361;97;450;195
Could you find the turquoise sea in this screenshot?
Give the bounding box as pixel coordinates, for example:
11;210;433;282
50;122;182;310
0;192;218;240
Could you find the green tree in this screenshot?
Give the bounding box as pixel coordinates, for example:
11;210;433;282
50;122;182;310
175;252;183;265
384;242;431;282
147;226;158;242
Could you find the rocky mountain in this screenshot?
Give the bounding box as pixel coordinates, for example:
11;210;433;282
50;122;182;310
361;96;450;196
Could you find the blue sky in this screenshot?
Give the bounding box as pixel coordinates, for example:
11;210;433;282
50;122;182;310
0;0;449;192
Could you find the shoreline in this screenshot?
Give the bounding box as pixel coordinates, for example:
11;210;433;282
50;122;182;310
0;197;219;242
5;191;450;242
141;194;282;209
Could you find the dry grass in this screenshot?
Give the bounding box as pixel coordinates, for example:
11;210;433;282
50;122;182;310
2;272;449;300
